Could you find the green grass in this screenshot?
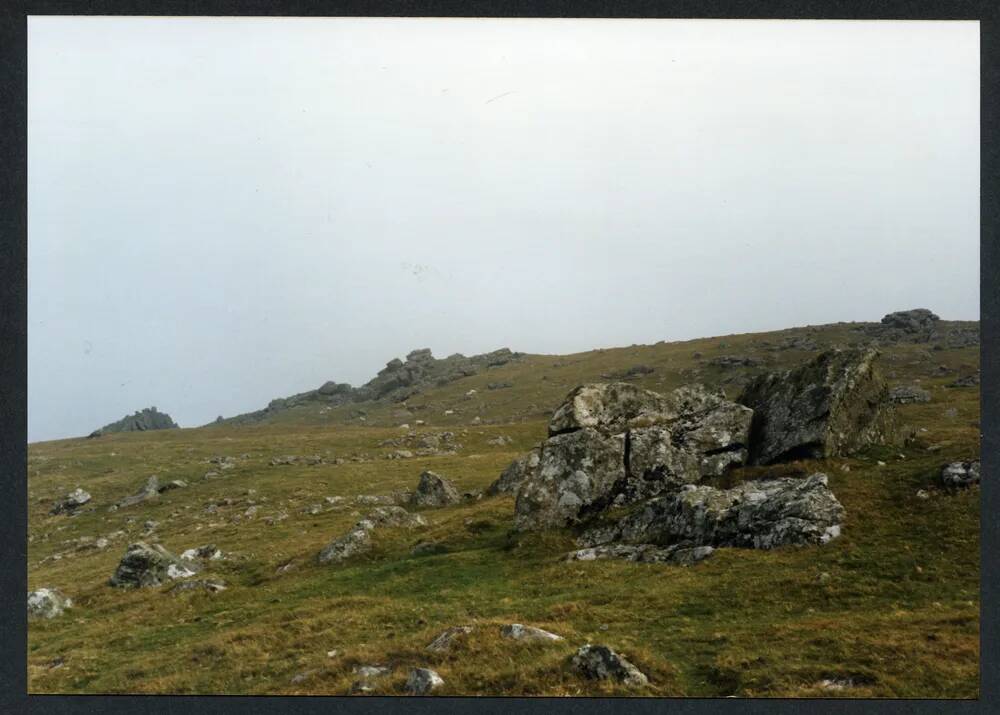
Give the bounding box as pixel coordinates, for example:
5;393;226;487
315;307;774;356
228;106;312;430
27;322;980;696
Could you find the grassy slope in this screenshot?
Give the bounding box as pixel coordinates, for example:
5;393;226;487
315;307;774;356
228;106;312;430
27;322;980;696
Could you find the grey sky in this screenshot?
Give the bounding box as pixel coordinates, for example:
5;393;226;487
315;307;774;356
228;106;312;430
27;18;979;443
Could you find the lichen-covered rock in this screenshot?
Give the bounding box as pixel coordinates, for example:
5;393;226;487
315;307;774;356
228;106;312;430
426;625;473;652
514;429;626;530
49;488;91;515
547;383;677;436
941;460;980;488
109;542;199;588
564;543;715;566
168;579;227;595
738;348;899;465
180;544;223;561
405;668;444;695
409;471;461;508
351;665;392;693
889;386;931;404
572;644;648;687
500;624;564;642
881;308;940;333
586;473;844;550
487;447;540;496
27;588;72;619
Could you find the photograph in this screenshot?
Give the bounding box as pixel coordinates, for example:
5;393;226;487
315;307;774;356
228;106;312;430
25;16;980;697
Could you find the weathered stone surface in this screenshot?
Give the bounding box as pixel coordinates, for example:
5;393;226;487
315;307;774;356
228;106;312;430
487;447;540;496
738;348;899;465
500;624;564;642
889;386;931;404
351;665;392;693
514;429;626;530
180;544;223;561
426;625;473;652
572;644;648;687
109;542;199;588
116;476;160;508
409;471;461;508
94;406;178;435
565;543;715;566
948;373;980;388
157;479;188;493
49;488;91;515
405;668;444;695
584;473;844;550
548;383;676;436
941;460;980;488
709;355;761;368
28;588;72;619
881;308;940;333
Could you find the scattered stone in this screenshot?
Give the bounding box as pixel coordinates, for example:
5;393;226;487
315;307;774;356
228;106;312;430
572;644;648;687
27;588;72;619
565;543;715;566
168;579;226;595
889;386;931;404
709;355;761;368
941;460;980;488
406;668;444;695
738;348;899;465
49;488;91;515
318;506;426;564
426;625;473;652
109;542;199;588
500;624;564;642
351;665;392;693
180;544;223;561
290;670;317;685
157;479;188;493
487;382;513;390
116;476;160;508
411;541;449;557
487;435;513;446
948;374;980;388
916;489;930;500
409;471;461;508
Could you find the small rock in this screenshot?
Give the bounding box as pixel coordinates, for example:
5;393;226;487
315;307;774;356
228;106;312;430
500;624;564;642
572;644;648;687
27;588;72;619
405;668;444;695
49;488;91;515
941;460;980;488
409;471;461;508
426;625;473;652
916;489;930;500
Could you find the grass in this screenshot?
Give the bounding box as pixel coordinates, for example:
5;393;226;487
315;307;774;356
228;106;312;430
27;321;980;696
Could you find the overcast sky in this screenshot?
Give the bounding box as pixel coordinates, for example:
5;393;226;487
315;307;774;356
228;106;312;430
27;18;979;443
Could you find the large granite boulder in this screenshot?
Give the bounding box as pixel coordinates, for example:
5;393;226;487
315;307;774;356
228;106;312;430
409;471;461;508
737;348;898;465
515;429;626;530
27;588;72;619
514;383;752;530
109;542;199;588
581;473;844;550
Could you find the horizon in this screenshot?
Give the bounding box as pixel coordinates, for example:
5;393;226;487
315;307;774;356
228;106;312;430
28;18;979;442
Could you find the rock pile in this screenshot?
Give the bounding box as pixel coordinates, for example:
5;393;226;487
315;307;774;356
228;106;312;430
737;347;899;465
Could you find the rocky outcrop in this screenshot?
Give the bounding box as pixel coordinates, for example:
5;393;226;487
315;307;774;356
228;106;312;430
580;473;844;550
409;471;461;508
881;308;940;333
109;542;199;588
737;348;899;465
27;588;72;619
889;386;931;404
49;488;91;515
219;347;523;425
93;406;178;435
941;460;980;488
514;383;751;530
317;506;426;565
487;447;540;495
572;645;648;687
